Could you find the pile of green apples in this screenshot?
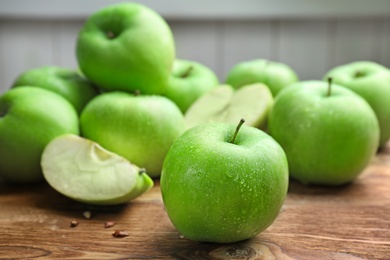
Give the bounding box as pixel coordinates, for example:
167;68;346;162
1;2;390;244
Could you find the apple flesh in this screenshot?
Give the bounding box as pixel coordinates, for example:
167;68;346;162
76;2;175;95
225;59;298;96
161;121;288;243
268;80;380;185
324;61;390;147
0;87;79;183
41;134;153;205
12;66;99;114
164;59;219;113
80;92;185;178
185;83;273;131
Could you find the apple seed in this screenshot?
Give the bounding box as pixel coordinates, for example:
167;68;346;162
70;220;79;227
104;221;115;228
112;230;129;238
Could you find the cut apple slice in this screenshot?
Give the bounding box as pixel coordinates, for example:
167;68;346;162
185;83;273;130
41;134;153;205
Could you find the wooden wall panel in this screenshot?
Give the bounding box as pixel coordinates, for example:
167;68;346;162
0;18;389;95
330;19;382;67
51;21;83;69
278;20;330;81
380;18;390;68
220;21;275;82
169;21;220;78
0;20;54;92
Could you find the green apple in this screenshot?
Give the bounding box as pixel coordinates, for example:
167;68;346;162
0;87;79;183
225;59;299;96
80;92;185;178
161;119;288;243
268;80;380;185
76;2;175;95
164;59;219;113
41;134;153;205
12;66;99;114
185;83;273;131
324;61;390;147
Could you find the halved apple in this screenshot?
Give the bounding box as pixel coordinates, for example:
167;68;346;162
184;83;274;130
41;134;153;205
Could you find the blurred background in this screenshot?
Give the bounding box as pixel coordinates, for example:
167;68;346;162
0;0;389;94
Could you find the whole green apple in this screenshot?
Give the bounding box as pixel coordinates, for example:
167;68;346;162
225;59;299;96
80;92;185;178
12;66;99;114
164;59;219;113
324;61;390;147
268;80;380;185
41;134;153;205
76;2;175;95
161;120;288;243
0;87;79;183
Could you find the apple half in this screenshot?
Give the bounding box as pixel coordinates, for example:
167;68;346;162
184;83;273;130
41;134;153;205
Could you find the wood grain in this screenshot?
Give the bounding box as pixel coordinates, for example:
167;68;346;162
0;144;389;259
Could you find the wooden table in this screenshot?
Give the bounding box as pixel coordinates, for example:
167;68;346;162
0;144;389;259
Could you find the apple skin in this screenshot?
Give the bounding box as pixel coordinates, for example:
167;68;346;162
164;59;219;113
268;81;380;186
12;66;99;114
76;2;175;95
0;87;79;183
324;61;390;147
161;122;288;243
80;92;185;178
225;59;298;96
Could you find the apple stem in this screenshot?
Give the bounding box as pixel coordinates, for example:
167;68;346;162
180;66;194;78
230;118;245;144
327;77;333;97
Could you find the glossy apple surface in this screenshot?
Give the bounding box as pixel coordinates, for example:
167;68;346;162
12;66;99;114
164;59;219;113
76;2;175;95
80;92;185;178
225;59;298;96
161;121;288;243
324;61;390;147
0;87;79;183
41;134;153;205
268;81;380;185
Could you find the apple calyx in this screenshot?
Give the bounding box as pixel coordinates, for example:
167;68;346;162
180;65;194;78
230;118;245;144
106;31;116;39
354;70;366;78
0;106;8;118
327;77;333;97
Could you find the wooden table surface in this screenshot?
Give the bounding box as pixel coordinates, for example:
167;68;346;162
0;144;389;259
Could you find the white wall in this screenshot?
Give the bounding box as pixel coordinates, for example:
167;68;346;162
1;1;390;94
